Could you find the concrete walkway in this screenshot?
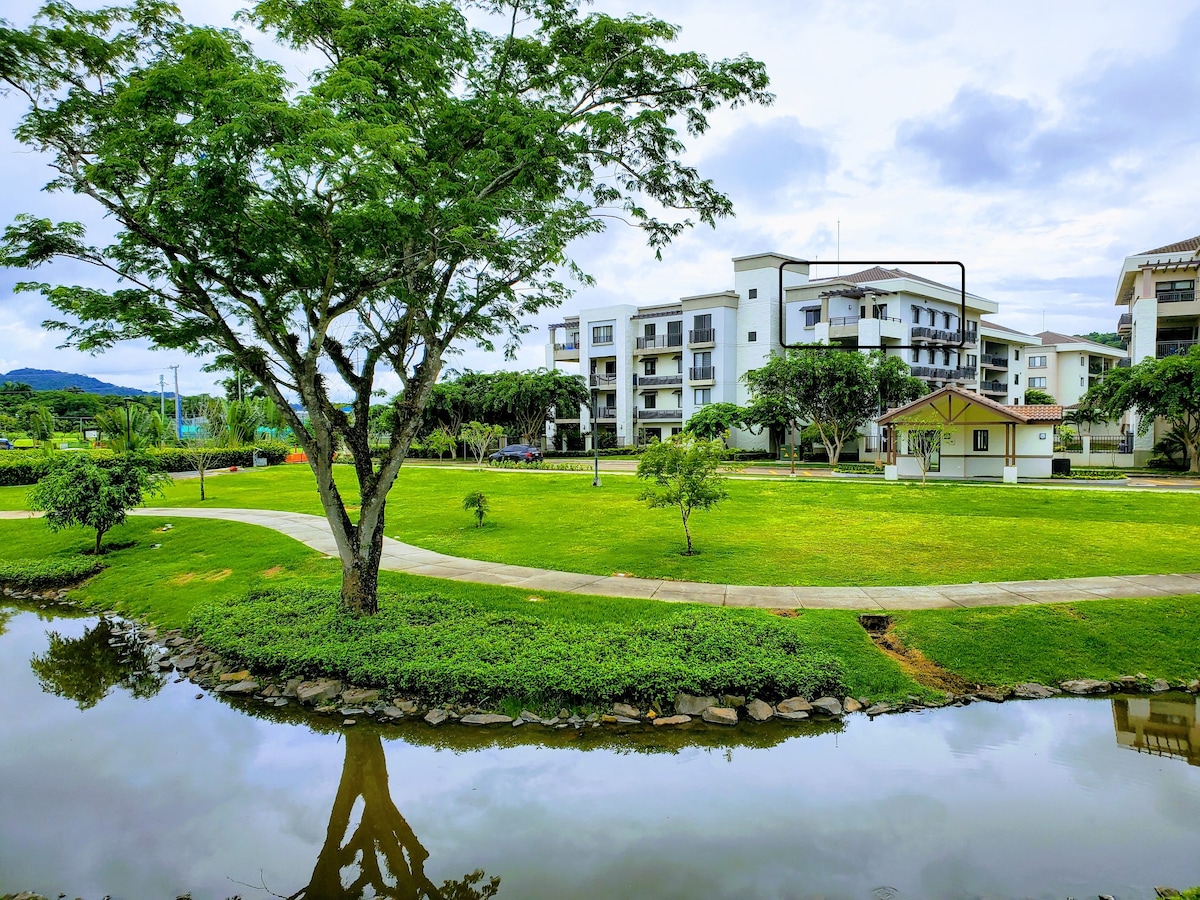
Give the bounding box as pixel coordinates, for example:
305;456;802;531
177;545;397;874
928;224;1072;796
6;506;1198;609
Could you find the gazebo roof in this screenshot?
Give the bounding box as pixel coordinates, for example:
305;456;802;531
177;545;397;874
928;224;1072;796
879;385;1063;426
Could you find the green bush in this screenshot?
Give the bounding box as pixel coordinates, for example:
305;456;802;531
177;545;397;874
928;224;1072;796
0;557;104;591
190;587;848;708
834;463;882;474
0;441;293;486
1052;468;1127;480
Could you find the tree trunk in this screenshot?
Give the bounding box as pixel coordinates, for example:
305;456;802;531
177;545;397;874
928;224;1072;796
94;527;105;556
198;466;206;501
681;507;693;555
340;518;385;615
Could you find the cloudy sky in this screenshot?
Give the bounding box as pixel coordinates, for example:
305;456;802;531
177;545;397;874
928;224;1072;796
2;0;1197;396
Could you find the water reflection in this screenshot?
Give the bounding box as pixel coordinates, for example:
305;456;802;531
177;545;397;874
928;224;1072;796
29;616;165;710
1112;694;1200;767
291;729;500;900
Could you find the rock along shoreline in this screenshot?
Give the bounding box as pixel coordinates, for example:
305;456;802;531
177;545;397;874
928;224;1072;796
6;585;1199;735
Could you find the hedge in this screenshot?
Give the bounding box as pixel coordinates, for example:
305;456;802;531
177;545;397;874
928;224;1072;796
833;462;884;474
0;440;292;487
0;558;104;591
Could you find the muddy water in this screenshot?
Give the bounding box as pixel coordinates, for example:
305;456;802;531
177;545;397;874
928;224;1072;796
1;603;1199;899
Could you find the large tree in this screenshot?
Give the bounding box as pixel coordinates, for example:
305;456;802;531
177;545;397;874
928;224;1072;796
484;368;588;443
744;347;926;465
1;0;771;612
1084;346;1200;473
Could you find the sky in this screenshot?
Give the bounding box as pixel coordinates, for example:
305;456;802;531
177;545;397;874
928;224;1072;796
2;0;1198;397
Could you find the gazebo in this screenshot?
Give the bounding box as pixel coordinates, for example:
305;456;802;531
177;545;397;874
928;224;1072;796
877;386;1063;482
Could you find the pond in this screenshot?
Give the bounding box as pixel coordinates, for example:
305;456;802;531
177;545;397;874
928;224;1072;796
1;603;1199;899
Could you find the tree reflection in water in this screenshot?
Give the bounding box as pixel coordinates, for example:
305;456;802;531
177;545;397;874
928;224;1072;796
289;728;500;900
29;617;165;710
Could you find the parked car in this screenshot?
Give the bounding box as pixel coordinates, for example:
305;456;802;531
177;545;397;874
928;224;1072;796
0;437;14;451
488;444;543;463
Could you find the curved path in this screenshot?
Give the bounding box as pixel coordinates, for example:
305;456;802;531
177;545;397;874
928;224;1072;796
6;507;1200;610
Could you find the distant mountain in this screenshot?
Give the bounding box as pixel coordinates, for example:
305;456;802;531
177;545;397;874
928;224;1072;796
0;368;165;396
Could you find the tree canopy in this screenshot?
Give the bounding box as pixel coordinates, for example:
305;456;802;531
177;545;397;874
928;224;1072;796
1084;346;1200;473
636;433;730;555
0;0;771;612
743;348;926;464
683;401;745;441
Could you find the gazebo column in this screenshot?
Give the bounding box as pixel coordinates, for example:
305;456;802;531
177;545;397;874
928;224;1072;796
1003;422;1018;483
884;423;898;481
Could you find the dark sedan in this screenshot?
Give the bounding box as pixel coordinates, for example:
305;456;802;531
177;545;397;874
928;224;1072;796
488;444;543;463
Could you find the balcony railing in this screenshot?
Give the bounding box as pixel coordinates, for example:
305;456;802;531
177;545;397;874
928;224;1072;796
829;315;902;326
589;373;617;387
636;408;683;420
910;365;976;382
1117;312;1132;329
688;328;716;344
1157;291;1196;303
1157;340;1198;358
979;379;1008;393
596;406;617;420
689;366;715;381
638;374;682;386
980;353;1009;369
553;342;579;351
635;334;684;350
911;325;978;344
1117;358;1131;368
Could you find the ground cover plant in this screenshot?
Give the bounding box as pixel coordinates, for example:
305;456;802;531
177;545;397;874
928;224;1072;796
17;465;1197;587
0;557;103;591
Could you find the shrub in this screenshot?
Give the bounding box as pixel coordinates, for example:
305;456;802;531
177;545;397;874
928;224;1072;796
462;490;489;527
1052;467;1127;480
189;587;848;708
0;557;104;591
0;441;293;486
833;462;882;474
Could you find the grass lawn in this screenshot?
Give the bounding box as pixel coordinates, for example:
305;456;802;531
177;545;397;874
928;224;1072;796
4;464;1191;587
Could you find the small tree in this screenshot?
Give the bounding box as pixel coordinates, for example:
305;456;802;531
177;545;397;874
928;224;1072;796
683;402;746;441
180;399;223;501
27;454;169;554
462;491;489;528
424;427;457;462
895;414;955;485
1023;388;1057;405
636;434;731;555
460;422;504;465
19;403;56;448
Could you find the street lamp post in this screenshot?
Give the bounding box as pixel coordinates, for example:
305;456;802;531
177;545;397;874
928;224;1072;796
591;389;601;488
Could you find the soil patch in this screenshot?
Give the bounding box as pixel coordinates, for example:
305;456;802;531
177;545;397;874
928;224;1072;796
858;614;969;692
262;566;284;578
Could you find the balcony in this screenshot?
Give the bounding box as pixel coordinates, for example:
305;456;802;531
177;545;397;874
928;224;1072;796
1117;312;1132;335
1157;290;1196;303
980;353;1008;369
1157;340;1198;358
634;334;684;354
638;374;682;387
589;373;618;388
636;408;683;420
1117;358;1131;368
910;365;975;382
979;380;1008;394
688;328;716;348
553;341;579;362
688;366;716;385
595;406;617;420
911;325;978;346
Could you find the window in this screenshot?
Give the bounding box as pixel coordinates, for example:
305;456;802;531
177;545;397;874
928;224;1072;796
644;359;656;376
928;348;936;364
694;388;711;405
748;331;757;342
1028;355;1047;368
670;427;682;436
694;351;711;367
966;354;977;368
694;314;712;331
805;308;820;327
748;288;758;299
1080;377;1085;386
875;304;888;319
943;312;951;329
1014;349;1020;361
592;325;613;344
1014;374;1020;385
643;323;656;338
1080;355;1086;366
605;360;616;375
911;348;921;363
1029;376;1046;388
973;429;989;452
1156;279;1195;302
667;320;682;337
643;427;661;443
643;392;657;409
942;349;951;366
912;305;922;324
675;356;683;374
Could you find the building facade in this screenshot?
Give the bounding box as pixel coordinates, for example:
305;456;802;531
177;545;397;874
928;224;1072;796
546;251;1126;456
1114;234;1200;463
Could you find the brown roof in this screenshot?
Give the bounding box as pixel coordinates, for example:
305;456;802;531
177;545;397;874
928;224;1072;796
879;385;1063;425
1037;330;1124;351
809;266;956;292
1138;235;1200;255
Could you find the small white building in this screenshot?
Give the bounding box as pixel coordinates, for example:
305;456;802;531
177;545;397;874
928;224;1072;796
877;386;1063;481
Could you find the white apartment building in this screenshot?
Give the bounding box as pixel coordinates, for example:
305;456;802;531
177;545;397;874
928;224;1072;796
546;251;1126;454
1114;234;1200;463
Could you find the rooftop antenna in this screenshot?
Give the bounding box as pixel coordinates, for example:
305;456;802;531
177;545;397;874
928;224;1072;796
836;219;841;276
1042;308;1046;332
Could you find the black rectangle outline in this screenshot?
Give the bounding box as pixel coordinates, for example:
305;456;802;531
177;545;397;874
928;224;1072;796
778;260;968;351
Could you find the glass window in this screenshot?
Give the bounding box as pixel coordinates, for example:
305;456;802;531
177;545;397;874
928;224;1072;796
644;323;656;338
667;320;682;336
911;348;921;363
973;429;989;452
1014;349;1020;361
644;359;656;376
1014;374;1020;385
694;351;711;367
1029;377;1046;388
1028;355;1047;368
748;331;757;342
748;288;758;299
694;314;712;330
592;325;613;344
805;309;820;327
912;305;921;323
643;392;657;409
694;388;711;405
966;354;977;367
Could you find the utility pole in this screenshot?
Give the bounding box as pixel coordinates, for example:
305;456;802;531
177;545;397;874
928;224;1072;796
170;365;182;441
591;389;601;488
159;374;166;418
